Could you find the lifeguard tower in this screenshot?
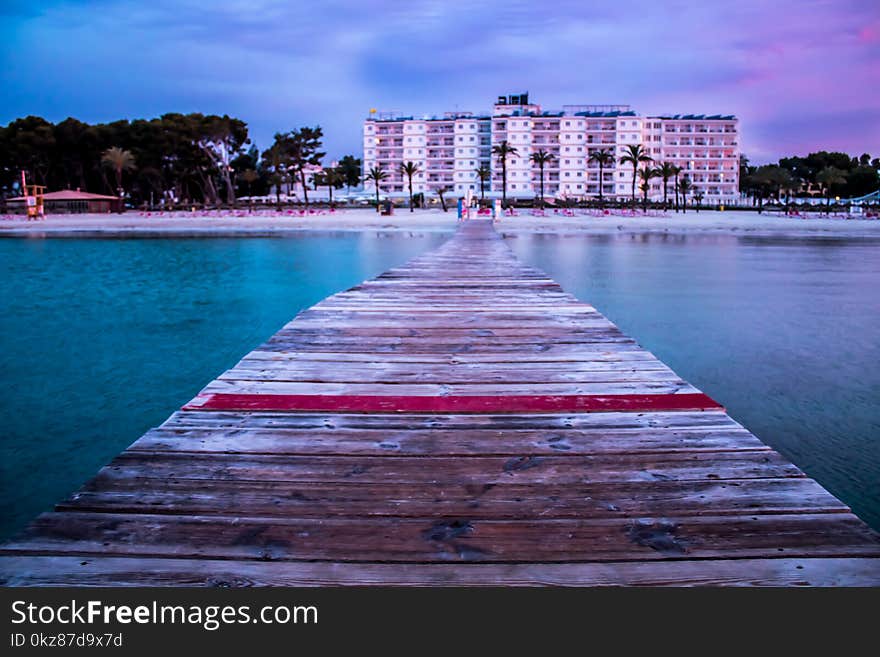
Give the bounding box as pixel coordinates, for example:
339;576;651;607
21;172;45;220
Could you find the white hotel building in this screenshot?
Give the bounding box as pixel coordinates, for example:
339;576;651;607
363;93;739;204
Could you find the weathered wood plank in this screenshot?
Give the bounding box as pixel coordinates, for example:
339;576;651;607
4;556;879;587
59;478;847;519
87;451;805;485
130;425;767;456
6;512;878;563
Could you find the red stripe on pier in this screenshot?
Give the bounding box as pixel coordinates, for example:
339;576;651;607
184;392;723;414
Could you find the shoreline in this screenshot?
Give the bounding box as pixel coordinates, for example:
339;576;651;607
2;208;880;240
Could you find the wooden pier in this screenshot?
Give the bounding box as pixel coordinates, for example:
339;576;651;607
2;219;879;586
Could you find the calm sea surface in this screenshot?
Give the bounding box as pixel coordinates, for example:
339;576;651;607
0;230;878;538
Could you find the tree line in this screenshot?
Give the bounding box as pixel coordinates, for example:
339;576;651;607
0;114;362;208
740;151;880;207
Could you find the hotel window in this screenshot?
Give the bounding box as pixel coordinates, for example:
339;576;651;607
576;135;582;140
564;147;570;152
512;184;517;189
564;121;570;127
565;134;571;140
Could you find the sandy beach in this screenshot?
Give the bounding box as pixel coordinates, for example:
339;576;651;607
1;207;879;238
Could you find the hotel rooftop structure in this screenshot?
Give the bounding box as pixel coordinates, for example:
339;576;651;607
363;93;740;203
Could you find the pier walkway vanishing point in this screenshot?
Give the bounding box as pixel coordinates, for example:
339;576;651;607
2;219;879;586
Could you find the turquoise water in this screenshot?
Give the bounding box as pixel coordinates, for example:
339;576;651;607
0;233;449;539
0;231;878;539
507;232;880;529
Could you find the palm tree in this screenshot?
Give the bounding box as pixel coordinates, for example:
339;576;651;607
475;165;491;202
672;165;683;212
399;161;421;212
619;144;653;209
638;166;659;212
240;169;259;213
679;176;693;213
364;166;388;212
101;146;136;201
437;185;452;212
491;140;518;208
657;162;677;211
588;148;614;208
530;149;554;208
318;166;342;206
693;188;704;211
816;166;847;210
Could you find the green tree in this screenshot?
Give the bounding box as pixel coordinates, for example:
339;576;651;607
845;165;880;198
364;166;387;211
491;140;518;208
475;165;491;202
638;166;659;211
530;149;554;208
53;117;94;191
101;146;136;200
261;135;292;209
816;166;847;208
240;169;259;212
657;162;677;211
678;176;693;213
588;148;614;208
337;155;362;196
196;114;249;206
3;116;56;187
287;126;325;208
437;185;452;212
619;144;653;208
672;165;683;212
315;166;343;205
399;161;421;212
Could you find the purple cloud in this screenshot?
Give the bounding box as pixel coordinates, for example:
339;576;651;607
1;0;877;162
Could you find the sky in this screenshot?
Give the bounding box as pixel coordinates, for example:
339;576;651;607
1;0;879;163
